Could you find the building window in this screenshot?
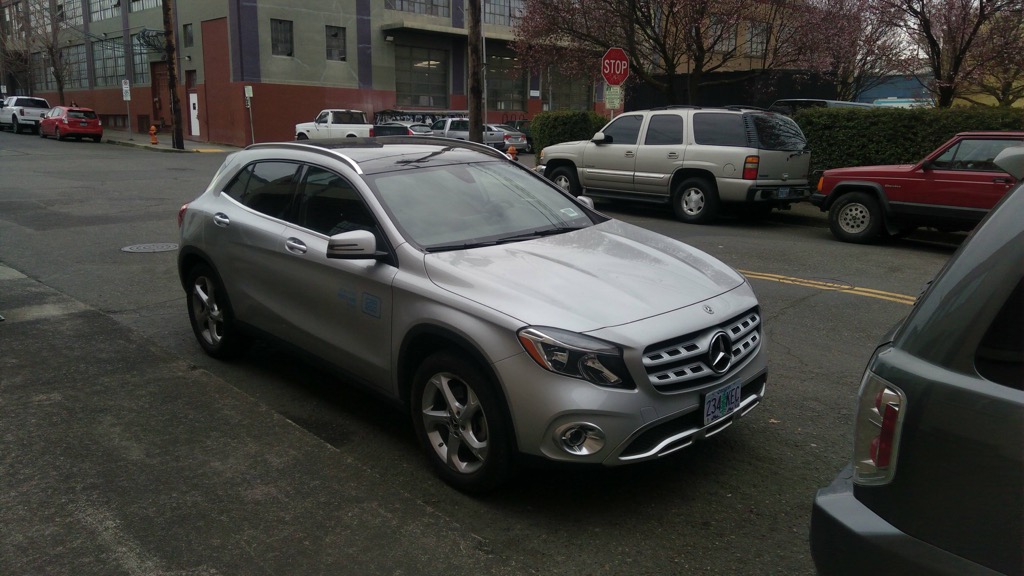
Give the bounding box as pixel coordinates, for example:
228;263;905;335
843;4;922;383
63;44;88;88
89;0;121;22
56;1;83;25
485;54;525;111
710;18;737;53
182;23;193;48
395;45;448;108
543;68;592;111
130;0;159;12
92;38;125;87
484;0;523;26
386;0;450;17
271;19;293;56
325;25;346;61
131;34;150;84
748;21;769;57
31;52;56;92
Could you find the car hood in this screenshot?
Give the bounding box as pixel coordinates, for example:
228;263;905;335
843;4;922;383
423;220;745;332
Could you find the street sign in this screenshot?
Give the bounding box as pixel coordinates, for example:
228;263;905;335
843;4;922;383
122;79;131;101
601;47;629;86
605;85;622;109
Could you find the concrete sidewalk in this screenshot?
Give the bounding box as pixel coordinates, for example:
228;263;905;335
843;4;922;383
103;128;240;153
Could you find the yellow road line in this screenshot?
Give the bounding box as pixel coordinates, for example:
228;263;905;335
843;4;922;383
738;270;917;305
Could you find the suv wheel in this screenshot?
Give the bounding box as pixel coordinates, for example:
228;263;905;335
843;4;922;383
829;192;883;243
673;177;719;224
549;166;581;196
411;351;514;493
186;264;245;358
12;116;21;134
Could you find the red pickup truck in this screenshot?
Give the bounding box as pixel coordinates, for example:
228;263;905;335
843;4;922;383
811;131;1024;243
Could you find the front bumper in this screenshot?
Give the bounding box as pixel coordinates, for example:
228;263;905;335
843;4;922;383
809;192;828;208
810;464;1000;576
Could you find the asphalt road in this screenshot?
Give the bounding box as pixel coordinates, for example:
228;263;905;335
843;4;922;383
0;131;963;575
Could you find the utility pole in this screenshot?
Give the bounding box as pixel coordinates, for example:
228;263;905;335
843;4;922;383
467;0;483;144
161;0;184;150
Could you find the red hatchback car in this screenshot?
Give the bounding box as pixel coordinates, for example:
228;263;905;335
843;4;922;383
39;106;104;142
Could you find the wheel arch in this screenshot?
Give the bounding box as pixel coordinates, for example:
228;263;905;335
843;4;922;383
669;168;718;196
823;181;893;215
177;245;218;292
542;159;578;179
397;324;519;451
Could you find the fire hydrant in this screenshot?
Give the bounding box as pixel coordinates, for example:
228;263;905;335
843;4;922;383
507;145;518;161
149;124;159;145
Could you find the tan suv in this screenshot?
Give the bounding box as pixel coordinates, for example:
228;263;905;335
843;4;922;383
535;106;812;223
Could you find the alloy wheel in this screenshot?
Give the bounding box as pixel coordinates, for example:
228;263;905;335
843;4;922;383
420;371;490;474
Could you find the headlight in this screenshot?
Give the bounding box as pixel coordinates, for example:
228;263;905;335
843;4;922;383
517;326;635;389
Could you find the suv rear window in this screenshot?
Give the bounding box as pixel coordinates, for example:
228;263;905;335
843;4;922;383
692;113;748;147
750;114;807;151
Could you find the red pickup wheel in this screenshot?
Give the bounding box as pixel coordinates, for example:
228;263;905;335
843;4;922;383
829;192;883;243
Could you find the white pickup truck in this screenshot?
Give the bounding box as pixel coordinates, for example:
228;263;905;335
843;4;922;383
295;109;375;140
1;96;51;134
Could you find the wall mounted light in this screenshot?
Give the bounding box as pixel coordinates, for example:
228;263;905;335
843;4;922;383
185;55;192;62
385;35;394;42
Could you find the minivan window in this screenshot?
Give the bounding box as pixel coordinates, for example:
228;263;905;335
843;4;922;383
693;113;748;147
645;114;684;145
751;114;807;151
602;114;643;145
224;162;301;218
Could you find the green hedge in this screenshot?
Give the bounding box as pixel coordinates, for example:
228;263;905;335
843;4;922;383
532;110;609;154
795;107;1024;175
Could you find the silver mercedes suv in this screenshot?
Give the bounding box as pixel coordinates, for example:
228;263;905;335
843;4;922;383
536;106;811;223
177;137;768;492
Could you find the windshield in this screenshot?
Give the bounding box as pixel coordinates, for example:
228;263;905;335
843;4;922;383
366;161;596;250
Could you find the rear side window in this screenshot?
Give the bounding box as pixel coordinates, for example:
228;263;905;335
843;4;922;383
645;114;684;145
223;162;301;219
692;113;748;147
602;114;643;145
17;98;48;108
750;114;807;151
932;139;1024;172
976;278;1024;389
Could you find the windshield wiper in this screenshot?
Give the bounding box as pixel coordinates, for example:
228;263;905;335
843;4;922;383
424;240;502;253
424;226;588;253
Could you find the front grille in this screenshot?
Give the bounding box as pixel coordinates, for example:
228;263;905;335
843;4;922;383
642;307;761;393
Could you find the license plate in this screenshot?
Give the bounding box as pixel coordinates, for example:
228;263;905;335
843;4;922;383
777;187;791;198
703;381;742;426
79;122;89;127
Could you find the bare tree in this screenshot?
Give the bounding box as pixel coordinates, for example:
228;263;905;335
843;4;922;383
882;0;1023;107
808;0;906;101
1;0;78;102
513;0;825;105
959;10;1024;106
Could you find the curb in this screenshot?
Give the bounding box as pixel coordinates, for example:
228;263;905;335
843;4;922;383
105;137;196;153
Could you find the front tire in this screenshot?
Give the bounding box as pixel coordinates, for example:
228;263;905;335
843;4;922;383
829;192;883;243
185;264;245;358
549;166;581;196
411;352;514;493
673;177;720;224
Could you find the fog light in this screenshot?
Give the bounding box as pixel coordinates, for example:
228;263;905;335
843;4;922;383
555;423;605;455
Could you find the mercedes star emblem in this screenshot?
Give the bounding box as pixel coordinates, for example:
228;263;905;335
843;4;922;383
707;332;733;374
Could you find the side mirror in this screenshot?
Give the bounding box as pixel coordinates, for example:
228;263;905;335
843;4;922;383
577;196;596;209
591;132;612;144
327;229;385;260
994;145;1024;179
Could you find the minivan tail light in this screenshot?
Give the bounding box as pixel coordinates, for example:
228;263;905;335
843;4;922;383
743;156;759;180
853;372;906;485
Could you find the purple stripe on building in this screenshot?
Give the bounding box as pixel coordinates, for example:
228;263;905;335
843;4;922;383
357;0;372;89
452;48;465;95
231;0;261;82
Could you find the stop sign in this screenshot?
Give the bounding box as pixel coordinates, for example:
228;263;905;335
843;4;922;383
601;47;629;86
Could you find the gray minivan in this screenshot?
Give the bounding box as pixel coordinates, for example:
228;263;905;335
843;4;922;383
810;146;1024;575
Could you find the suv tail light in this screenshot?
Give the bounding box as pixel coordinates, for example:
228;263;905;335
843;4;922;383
742;156;759;180
368;127;374;137
852;371;906;485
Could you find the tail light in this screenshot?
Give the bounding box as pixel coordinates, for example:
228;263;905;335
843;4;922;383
368;127;374;137
852;372;906;485
98;120;103;126
742;156;759;180
178;203;189;228
504;134;512;142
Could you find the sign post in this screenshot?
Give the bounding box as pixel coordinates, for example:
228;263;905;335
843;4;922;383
122;79;133;140
601;47;629;117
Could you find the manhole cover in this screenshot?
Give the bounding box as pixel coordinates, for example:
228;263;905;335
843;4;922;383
121;243;179;253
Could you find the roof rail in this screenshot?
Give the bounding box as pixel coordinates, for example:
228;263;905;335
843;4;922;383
649;105;702;111
723;105;768;111
374;135;510;160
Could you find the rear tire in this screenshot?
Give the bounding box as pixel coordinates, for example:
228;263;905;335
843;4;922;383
185;264;246;359
411;351;515;493
672;177;720;224
549;166;581;196
829;192;883;243
12;116;21;134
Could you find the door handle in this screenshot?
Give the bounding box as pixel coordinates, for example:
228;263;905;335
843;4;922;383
992;177;1010;184
213;213;230;227
667;152;679;159
624;151;635;158
285;237;307;254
